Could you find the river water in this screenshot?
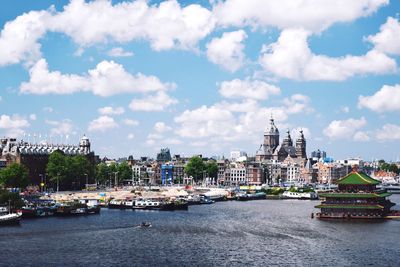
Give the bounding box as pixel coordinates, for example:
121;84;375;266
1;195;399;267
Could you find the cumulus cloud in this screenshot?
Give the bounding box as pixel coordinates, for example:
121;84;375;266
127;133;135;140
206;30;247;72
98;106;125;115
123;119;139;126
29;114;37;121
174;105;237;139
212;0;388;33
20;59;174;97
48;0;215;51
218;78;280;100
376;124;400;140
282;94;313;114
45;119;75;135
154;122;172;133
0;10;50;66
107;47;134;57
367;17;400;55
174;93;311;143
88;115;118;132
129;91;178;111
259;28;397;81
353;131;370;142
323;117;367;140
0;114;30;137
358;84;400;112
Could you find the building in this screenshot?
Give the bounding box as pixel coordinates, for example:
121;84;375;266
246;162;265;185
256;116;307;164
256;117;279;161
0;136;97;190
156;148;172;162
315;171;395;219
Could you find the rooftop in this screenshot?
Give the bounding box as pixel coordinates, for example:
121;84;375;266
336;171;380;185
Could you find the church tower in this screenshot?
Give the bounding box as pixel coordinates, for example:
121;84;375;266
263;116;279;153
282;129;293;147
295;130;307;159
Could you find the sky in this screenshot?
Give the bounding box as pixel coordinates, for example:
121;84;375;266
0;0;399;161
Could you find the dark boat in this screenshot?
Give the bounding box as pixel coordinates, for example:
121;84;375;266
161;200;189;211
237;192;266;201
199;196;215;204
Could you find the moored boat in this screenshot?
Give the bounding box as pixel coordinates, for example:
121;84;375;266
237;192;266;201
0;205;22;226
282;191;318;200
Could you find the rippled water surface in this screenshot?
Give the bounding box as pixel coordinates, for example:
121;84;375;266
1;195;399;267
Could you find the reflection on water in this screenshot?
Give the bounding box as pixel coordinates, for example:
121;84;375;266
1;195;399;267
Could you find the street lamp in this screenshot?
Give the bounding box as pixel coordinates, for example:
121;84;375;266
39;174;43;193
84;173;88;191
114;171;118;188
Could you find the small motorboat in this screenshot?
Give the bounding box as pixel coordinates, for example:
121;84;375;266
140;221;152;228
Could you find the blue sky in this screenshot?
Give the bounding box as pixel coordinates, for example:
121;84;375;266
0;0;399;161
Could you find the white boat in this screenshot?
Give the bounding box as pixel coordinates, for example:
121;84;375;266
133;198;163;210
282;191;318;200
0;205;22;226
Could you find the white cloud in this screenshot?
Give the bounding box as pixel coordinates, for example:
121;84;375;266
206;30;247;72
0;10;50;66
358;84;400;112
29;114;37;121
367;17;400;55
49;0;215;51
129;91;178;111
340;106;350;113
0;114;30;129
218;78;280;100
323;117;367;140
0;114;30;137
212;0;388;33
45;119;75;135
123;119;139;126
174;105;237;139
282;94;313;114
376;124;400;140
154;122;172;133
127;133;135;140
214;99;259;113
259;28;397;81
107;47;134;57
174;93;313;144
98;106;125;115
353;131;370;142
20;59;174;97
88;115;118;132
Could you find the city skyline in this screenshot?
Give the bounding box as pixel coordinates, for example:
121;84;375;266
1;0;400;161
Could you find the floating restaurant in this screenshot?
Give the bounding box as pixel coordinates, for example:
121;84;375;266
315;171;396;219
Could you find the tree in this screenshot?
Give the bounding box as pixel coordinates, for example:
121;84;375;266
185;156;205;183
70;155;93;188
117;161;132;183
0;163;29;189
0;189;24;209
96;163;110;185
205;161;218;179
46;151;69;191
